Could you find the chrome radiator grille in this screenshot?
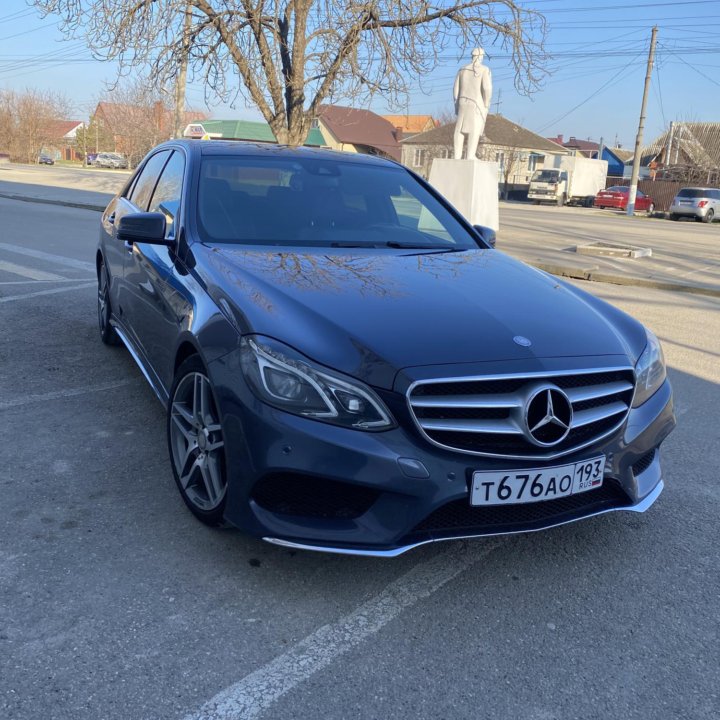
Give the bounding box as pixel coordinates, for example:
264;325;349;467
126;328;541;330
407;368;636;459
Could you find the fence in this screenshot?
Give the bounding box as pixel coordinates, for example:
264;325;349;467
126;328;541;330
605;177;681;212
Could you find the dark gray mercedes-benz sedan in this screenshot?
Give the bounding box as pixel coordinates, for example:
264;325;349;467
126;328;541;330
96;140;675;556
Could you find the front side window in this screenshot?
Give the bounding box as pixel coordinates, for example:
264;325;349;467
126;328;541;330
197;155;479;249
129;150;171;210
149;150;185;237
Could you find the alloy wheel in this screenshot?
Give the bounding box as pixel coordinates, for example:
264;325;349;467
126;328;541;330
169;372;227;511
97;268;109;334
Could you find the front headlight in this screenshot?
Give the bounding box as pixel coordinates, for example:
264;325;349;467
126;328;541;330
632;329;667;407
240;336;395;430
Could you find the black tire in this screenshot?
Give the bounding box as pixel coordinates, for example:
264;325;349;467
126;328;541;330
167;355;228;526
97;259;120;345
669;213;679;221
702;209;714;224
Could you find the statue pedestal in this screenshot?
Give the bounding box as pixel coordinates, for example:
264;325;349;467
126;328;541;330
428;159;499;231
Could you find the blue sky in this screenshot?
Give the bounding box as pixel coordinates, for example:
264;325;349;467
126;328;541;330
1;0;719;148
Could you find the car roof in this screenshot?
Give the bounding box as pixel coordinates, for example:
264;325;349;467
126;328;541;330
154;138;399;168
680;187;717;192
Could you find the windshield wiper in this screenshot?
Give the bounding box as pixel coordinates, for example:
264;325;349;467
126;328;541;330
328;241;467;253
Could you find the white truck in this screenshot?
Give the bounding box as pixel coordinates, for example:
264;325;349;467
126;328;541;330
527;155;608;207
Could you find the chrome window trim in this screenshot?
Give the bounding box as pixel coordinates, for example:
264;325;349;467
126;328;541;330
405;365;636;461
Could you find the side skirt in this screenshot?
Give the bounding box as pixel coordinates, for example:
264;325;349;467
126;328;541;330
111;319;169;406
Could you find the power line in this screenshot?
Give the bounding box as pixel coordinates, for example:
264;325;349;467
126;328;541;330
537;59;641;133
660;41;720;88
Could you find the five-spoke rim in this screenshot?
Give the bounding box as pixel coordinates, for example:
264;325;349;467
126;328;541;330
170;372;226;511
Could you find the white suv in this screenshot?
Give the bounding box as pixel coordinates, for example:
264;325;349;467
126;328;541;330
94;152;129;169
669;187;720;223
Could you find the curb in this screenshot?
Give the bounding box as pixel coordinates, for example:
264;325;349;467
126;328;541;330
0;191;106;212
531;261;720;299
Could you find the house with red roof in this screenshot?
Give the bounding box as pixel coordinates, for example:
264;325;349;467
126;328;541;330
317;105;402;161
41;119;85;161
547;134;600;159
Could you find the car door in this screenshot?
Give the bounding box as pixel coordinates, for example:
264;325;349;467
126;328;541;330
123;149;190;391
117;150;172;353
99;167;146;323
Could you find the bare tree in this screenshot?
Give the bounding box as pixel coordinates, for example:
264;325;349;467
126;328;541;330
34;0;547;147
93;77;172;168
0;88;69;163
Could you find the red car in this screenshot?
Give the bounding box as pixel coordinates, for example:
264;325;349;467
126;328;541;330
594;186;655;213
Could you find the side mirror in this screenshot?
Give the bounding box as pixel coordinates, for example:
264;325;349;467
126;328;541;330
473;224;496;249
117;212;170;245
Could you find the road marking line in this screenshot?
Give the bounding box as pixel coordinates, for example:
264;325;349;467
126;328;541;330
0;242;95;273
183;540;501;720
0;278;86;285
0;259;66;281
0;379;137;410
0;282;94;303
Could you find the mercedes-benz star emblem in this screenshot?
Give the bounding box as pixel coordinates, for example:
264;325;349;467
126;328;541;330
525;387;573;446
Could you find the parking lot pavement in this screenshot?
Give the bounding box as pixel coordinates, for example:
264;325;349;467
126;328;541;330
498;202;720;295
1;197;719;720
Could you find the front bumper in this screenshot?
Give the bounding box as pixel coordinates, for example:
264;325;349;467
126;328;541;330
209;354;675;556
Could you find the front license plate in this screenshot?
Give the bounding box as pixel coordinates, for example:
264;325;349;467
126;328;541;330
471;457;605;506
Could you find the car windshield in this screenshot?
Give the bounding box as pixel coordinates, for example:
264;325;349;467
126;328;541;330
607;186;629;193
197;156;479;249
677;188;708;198
531;170;560;182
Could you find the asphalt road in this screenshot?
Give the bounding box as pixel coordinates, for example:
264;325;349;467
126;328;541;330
1;196;718;720
497;202;720;292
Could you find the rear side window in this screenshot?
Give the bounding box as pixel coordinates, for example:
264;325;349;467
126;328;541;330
129;150;171;210
149;151;185;238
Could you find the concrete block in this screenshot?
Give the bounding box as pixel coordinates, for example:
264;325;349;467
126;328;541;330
428;158;500;231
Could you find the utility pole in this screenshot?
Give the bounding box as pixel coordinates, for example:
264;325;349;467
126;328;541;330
173;3;192;139
493;88;502;115
627;26;658;216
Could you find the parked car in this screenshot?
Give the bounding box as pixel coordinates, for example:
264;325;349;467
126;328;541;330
96;140;675;556
594;186;655;213
38;154;55;165
95;152;129;169
669;187;720;223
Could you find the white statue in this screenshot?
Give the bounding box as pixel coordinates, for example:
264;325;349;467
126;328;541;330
453;47;493;160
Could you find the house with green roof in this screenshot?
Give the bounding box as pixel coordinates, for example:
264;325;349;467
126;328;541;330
183;119;327;147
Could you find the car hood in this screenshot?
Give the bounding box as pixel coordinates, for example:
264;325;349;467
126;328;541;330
198;245;646;390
